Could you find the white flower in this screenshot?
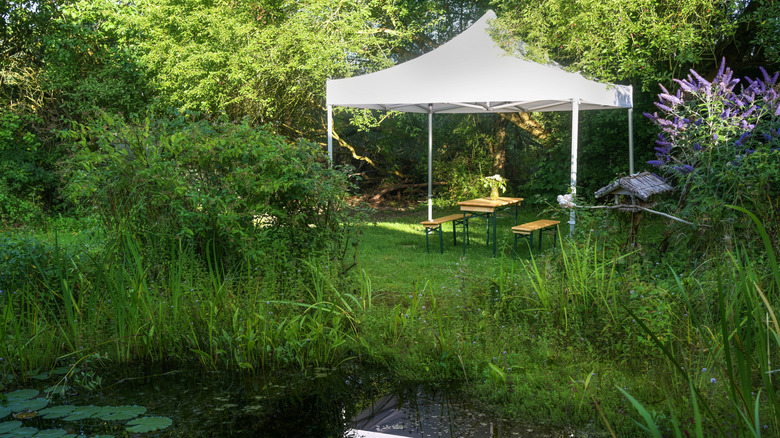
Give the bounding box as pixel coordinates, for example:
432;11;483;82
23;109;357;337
483;174;508;192
557;194;576;208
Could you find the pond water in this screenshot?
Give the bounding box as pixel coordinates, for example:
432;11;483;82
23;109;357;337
3;365;579;437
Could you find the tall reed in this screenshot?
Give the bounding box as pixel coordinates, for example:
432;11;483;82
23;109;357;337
617;206;780;436
523;233;629;332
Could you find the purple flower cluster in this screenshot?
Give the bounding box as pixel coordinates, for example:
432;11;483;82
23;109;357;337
644;58;780;175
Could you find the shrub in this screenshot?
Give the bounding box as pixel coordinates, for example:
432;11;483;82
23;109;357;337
0;109;52;226
0;234;80;304
644;59;780;248
60;111;359;269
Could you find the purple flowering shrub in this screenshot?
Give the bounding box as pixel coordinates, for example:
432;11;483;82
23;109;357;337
644;59;780;239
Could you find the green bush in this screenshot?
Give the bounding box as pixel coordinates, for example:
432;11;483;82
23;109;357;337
60;111;359;268
0;109;52;226
645;60;780;249
0;234;78;300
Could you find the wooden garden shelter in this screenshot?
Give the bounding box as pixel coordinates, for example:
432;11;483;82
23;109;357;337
594;172;674;211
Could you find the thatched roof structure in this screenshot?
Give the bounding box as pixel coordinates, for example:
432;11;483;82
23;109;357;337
595;172;673;202
591;171;692;226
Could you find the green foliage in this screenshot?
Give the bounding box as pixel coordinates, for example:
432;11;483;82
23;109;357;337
0;109;54;225
519;139;569;205
0;234;73;296
491;0;734;89
136;0;425;133
42;0;150;118
645;61;780;248
746;0;780;66
0;1;59;107
60;111;357;266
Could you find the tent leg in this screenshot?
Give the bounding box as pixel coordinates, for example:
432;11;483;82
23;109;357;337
327;105;333;164
569;100;579;236
628;107;634;175
428;104;433;222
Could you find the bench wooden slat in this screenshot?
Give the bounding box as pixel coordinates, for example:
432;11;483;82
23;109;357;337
421;214;471;227
421;214;472;254
511;219;560;234
512;219;560;257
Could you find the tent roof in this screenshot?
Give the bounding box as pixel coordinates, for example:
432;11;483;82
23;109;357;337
326;10;632;114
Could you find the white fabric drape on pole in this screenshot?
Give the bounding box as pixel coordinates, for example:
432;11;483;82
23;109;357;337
570;100;579;235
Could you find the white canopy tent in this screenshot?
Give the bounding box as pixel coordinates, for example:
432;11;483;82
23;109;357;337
326;10;633;233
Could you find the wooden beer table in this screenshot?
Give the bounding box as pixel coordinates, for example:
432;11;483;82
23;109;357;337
457;197;523;257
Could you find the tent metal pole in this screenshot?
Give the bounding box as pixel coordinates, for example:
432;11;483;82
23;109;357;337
428;104;433;222
569;100;579;236
628;108;634;175
327;105;333;164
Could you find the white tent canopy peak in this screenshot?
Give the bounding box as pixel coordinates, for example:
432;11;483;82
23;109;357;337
327;10;632;114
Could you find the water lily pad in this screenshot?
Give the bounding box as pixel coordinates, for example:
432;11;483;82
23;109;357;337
7;397;48;413
7;426;38;436
0;407;10;419
37;406;76;420
3;390;39;402
30;428;67;437
125;416;172;433
0;421;22;433
97;405;146;421
62;406;102;421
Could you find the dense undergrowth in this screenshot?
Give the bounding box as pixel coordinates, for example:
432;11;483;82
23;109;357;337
1;205;778;436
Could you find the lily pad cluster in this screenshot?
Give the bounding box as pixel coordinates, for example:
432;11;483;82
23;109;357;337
0;388;172;437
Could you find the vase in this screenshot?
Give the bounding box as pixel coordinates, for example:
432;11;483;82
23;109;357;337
490;186;499;199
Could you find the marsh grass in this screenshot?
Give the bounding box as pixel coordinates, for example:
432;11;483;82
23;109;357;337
2;204;776;435
616;207;780;436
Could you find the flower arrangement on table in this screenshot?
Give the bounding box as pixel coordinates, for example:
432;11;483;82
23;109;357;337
483;174;507;198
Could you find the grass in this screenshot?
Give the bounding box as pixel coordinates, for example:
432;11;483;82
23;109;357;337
359;204;568;292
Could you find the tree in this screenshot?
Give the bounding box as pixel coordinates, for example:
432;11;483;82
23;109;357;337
489;0;777;90
61;111;358;266
42;0;150;118
1;1;64;221
135;0;434;137
1;0;60;110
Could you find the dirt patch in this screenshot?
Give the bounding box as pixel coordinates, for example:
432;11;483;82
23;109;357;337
348;194;427;222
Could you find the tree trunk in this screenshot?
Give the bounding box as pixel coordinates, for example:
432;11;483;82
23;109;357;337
491;116;508;172
500;112;549;140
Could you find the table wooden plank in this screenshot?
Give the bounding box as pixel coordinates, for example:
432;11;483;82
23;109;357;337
457;197;523;211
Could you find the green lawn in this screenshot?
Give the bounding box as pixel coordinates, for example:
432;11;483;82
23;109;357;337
357;203;570;294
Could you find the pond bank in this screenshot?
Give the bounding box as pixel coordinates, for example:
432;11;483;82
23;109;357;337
2;364;589;437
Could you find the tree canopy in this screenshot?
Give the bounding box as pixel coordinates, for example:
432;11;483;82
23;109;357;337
1;0;778;222
490;0;779;89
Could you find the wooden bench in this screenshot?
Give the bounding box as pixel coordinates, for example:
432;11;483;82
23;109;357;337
421;214;471;254
512;219;560;255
